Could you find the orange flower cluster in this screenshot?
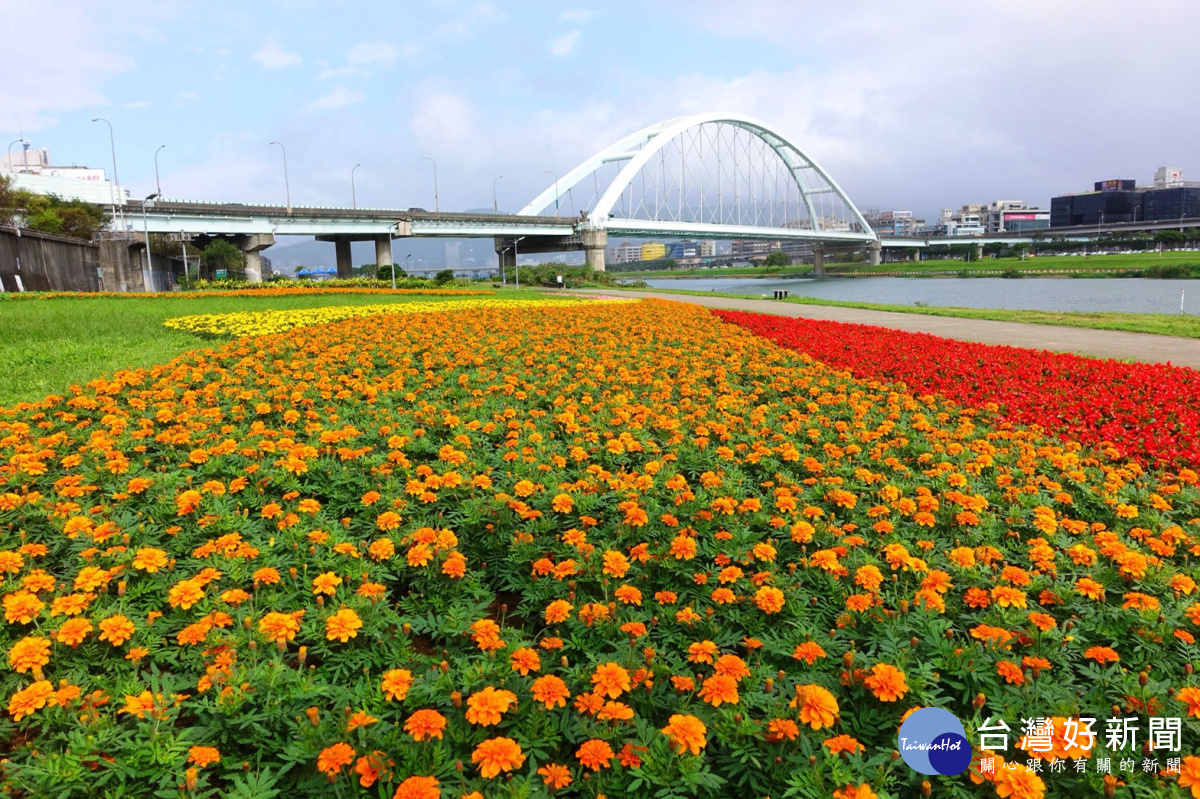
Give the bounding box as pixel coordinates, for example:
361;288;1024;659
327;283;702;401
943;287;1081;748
0;298;1196;796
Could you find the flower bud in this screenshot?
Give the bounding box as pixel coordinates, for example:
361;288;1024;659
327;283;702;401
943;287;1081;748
921;780;931;796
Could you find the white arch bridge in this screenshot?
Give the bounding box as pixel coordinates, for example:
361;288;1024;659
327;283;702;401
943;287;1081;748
133;112;878;281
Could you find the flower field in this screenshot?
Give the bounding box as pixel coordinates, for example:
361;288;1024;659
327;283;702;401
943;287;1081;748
162;297;628;338
714;310;1200;471
0;298;1197;797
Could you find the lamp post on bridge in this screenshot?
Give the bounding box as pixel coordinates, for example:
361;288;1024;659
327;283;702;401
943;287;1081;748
351;163;360;209
493;175;503;212
91;118;125;232
421;156;439;212
269;141;291;214
153;144;166;198
545;170;559;217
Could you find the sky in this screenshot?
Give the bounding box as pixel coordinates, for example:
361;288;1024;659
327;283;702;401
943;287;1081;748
4;0;1200;225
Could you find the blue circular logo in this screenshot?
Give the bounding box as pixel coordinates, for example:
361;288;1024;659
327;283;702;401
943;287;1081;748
897;708;970;776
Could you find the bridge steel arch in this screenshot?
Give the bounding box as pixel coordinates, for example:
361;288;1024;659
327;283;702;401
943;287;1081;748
518;112;877;247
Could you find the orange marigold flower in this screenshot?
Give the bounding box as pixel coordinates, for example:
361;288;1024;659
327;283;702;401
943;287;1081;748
754;585;785;614
531;675;570;709
598;701;634;722
7;680;54;721
253;567;281;585
1084;646;1120;665
317;742;356;777
312;571;342;595
575;738;615;771
591;662;631;698
8;636;51;674
864;663;908;702
168;579;204;610
404;708;447;741
325;609;362;643
465;686;517;726
1177;686;1200;719
4;591;45;624
715;653;751;681
824;734;865;755
510;647;541;676
793;641;827;665
381;669;414;701
391;775;439;799
538;763;573;790
992;763;1045;799
794;684;839;729
662;713;707;755
471;736;525;779
698;674;739;706
375;511;402;531
766;718;799;742
441;551;467;578
997;660;1025;685
544;599;573;624
187;746;221;768
55;618;92;647
832;785;878;799
258;611;303;645
1075;577;1106;601
132;547;168;573
687;640;718;664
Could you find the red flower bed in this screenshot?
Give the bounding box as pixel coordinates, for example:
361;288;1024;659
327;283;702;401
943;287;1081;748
714;309;1200;469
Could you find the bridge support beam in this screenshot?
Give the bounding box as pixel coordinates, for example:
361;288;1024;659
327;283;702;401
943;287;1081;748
974;243;985;263
235;233;275;284
374;235;393;269
868;241;882;267
335;238;354;278
581;229;607;272
494;238;515;283
812;245;825;277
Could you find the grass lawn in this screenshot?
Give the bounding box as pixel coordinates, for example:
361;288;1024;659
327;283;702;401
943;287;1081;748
0;290;523;406
610;286;1200;339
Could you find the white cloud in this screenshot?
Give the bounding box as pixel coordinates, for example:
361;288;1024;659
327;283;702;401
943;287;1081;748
348;41;399;67
304;87;365;112
410;89;478;156
318;66;371;82
550;30;581;57
251;40;301;69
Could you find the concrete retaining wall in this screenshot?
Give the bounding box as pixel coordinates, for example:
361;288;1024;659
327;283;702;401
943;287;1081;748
0;226;101;292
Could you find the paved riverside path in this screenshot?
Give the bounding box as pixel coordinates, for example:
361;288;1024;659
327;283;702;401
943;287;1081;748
580;289;1200;370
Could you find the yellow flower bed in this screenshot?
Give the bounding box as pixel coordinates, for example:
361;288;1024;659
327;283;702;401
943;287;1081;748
163;297;625;337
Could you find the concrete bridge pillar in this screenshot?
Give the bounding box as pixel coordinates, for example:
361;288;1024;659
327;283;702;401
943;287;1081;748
374;235;393;269
335;238;353;278
868;241;882;266
812;245;825;277
236;233;275;284
581;229;607;272
973;243;985;262
494;237;515;283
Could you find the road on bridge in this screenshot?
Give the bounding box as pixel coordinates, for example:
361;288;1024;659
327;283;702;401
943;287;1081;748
579;288;1200;370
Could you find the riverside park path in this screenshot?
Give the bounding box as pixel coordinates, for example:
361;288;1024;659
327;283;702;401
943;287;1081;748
577;289;1200;370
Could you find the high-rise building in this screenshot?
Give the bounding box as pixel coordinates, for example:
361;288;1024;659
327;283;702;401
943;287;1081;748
640;242;667;260
1050;169;1200;227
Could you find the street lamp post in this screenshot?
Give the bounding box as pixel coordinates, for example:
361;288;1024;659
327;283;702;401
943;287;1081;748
421;157;439;212
91;118;124;231
1098;210;1104;237
153;144;166;198
351;163;360;209
493;175;503;212
269;141;291;213
6;139;28;174
513;236;525;288
141;192;159;291
545;170;559;216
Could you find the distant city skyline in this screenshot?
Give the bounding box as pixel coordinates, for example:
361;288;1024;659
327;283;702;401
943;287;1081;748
3;1;1198;226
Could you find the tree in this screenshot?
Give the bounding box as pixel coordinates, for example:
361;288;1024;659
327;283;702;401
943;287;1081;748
201;240;246;280
376;264;406;281
763;250;789;267
0;178;108;239
434;269;455;284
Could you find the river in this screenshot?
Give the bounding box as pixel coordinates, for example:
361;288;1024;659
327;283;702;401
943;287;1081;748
638;277;1195;315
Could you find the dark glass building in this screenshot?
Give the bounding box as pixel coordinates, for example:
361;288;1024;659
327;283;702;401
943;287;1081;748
1143;187;1200;222
1052;177;1200;228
